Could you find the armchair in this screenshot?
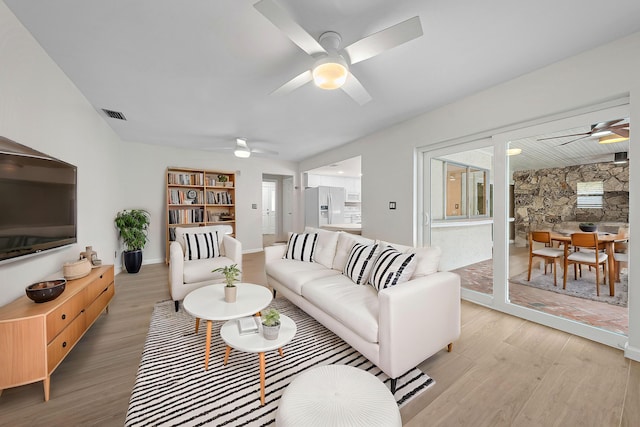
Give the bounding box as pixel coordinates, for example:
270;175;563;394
169;225;242;311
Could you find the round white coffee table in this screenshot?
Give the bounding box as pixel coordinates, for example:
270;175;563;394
276;364;401;426
183;283;272;370
220;314;296;406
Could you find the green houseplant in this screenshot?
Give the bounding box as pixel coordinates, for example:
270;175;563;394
261;308;281;340
114;209;150;273
217;174;228;185
213;264;241;302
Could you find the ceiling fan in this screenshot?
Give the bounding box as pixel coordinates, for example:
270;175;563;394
209;138;279;158
537;119;630;146
254;0;423;105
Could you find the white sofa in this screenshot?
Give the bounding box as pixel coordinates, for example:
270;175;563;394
169;225;242;311
264;228;460;393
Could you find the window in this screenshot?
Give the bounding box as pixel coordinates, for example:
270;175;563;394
439;160;490;219
577;181;604;209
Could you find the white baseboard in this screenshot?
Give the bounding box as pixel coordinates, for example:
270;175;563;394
243;248;264;254
624;342;640;362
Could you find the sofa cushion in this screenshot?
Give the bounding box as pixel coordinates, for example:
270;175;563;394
284;232;318;262
333;233;376;272
304;227;340;269
183;256;235;284
267;259;340;295
343;243;380;285
406;246;442;277
368;246;417;291
183;231;220;260
302;275;379;343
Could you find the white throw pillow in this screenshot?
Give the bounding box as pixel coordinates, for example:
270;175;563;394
343;243;381;285
183;231;220;260
368;246;417;291
333;232;376;271
406;246;442;277
303;227;340;268
284;232;318;262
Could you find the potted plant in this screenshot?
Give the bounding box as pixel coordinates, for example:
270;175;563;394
261;308;280;340
213;264;241;303
114;209;150;273
217;174;228;187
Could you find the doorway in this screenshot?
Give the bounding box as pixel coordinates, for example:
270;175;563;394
262;174;294;247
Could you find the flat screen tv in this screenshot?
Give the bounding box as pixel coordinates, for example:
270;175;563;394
0;136;77;264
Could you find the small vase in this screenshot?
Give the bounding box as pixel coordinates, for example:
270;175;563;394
262;323;280;340
224;286;237;303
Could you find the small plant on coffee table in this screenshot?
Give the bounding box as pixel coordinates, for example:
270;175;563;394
262;308;281;340
213;264;241;287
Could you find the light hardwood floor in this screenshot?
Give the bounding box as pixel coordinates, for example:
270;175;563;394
0;253;638;426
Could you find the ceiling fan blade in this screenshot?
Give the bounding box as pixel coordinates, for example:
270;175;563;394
272;70;313;95
251;148;279;156
559;135;591;146
612;128;630;138
537;132;590;141
254;0;326;56
340;72;372;105
343;16;423;65
593;119;623;130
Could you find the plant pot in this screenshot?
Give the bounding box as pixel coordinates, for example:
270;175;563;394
123;250;143;274
224;286;237;303
262;322;280;340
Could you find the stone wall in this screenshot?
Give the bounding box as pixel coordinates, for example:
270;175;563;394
513;162;629;246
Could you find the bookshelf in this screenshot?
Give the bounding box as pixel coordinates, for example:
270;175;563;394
166;167;236;263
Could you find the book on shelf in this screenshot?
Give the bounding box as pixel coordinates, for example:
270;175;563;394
237;316;259;335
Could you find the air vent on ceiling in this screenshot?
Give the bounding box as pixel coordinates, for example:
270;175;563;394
101;109;127;121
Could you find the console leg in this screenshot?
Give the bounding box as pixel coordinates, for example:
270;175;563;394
272;289;277;298
390;378;397;394
174;300;179;312
43;376;50;402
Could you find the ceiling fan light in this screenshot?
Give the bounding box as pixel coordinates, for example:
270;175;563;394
234;138;251;158
599;134;629;144
506;148;522;156
234;148;251;158
312;56;348;90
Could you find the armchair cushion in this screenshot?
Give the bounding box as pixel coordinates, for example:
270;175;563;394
183;231;220;260
368;246;417;291
183;256;237;284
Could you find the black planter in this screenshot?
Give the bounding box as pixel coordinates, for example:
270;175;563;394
123;250;143;273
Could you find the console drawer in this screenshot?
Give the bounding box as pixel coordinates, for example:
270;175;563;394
47;312;85;372
85;283;114;327
46;290;85;343
86;268;114;303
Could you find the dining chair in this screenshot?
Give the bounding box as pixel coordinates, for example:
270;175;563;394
613;230;629;283
527;231;564;286
564;232;608;295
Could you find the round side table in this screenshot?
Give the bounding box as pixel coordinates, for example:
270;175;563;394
276;364;401;426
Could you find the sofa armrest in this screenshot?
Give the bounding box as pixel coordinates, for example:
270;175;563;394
222;235;242;269
169;241;185;299
264;244;287;264
378;271;461;378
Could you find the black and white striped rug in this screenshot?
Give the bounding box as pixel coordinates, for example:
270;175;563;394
125;298;434;426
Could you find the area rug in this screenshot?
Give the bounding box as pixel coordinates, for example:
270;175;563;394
125;299;434;427
510;266;628;307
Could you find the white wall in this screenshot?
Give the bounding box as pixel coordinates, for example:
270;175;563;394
0;2;121;306
117;142;298;263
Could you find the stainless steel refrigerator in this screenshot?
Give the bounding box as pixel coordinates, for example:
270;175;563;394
304;186;345;228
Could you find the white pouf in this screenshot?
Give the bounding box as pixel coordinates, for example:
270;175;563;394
276;365;402;427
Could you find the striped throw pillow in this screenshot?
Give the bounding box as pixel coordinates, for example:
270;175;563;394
343;243;380;285
183;231;220;260
368;246;417;291
284;232;318;262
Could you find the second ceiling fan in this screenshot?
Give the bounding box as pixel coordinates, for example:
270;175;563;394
537;119;630;146
254;0;423;105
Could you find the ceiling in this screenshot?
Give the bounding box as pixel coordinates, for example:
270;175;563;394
306;155;361;177
5;0;640;161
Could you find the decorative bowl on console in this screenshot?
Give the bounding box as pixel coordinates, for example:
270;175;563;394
26;279;66;303
579;222;598;232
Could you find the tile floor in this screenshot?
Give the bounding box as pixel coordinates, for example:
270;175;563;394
453;250;629;335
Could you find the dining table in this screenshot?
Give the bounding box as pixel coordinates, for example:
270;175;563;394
550;232;626;296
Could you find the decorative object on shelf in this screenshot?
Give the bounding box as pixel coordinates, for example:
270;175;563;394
80;246;97;261
579;222;598;232
217;174;228;186
186;189;197;200
63;258;92;280
25;279;66;303
213;264;241;303
115;209;151;274
261;308;281;340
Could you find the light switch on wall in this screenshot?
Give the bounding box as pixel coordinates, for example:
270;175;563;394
252;203;257;209
389;202;396;210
